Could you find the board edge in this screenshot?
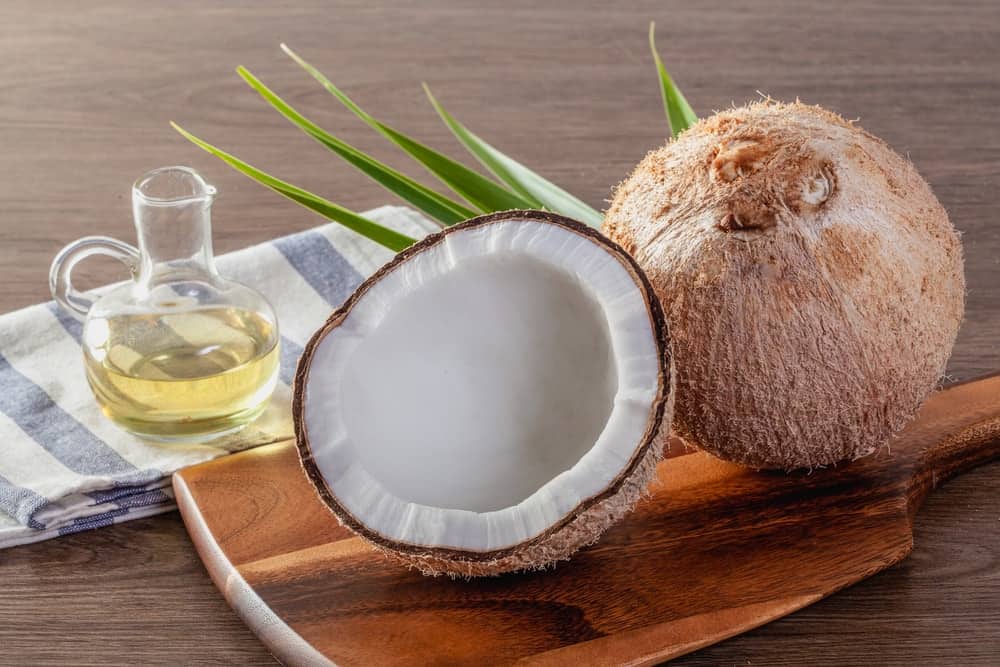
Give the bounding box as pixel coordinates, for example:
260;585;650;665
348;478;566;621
173;470;336;667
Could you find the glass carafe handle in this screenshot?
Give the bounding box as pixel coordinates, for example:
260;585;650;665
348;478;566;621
49;236;141;321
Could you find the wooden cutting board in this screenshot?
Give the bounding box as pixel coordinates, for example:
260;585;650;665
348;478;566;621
174;373;1000;666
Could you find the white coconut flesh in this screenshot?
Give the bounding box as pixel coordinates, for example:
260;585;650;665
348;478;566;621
295;212;671;573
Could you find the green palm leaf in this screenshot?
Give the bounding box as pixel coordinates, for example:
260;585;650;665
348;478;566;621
237;67;474;227
280;44;534;214
171;122;415;252
649;22;698;138
423;84;603;227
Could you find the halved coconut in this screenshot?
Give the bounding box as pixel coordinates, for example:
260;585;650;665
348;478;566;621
293;211;673;577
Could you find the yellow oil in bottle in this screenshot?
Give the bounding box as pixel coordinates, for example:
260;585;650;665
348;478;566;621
82;307;280;441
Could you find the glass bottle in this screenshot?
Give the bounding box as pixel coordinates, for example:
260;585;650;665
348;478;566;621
49;166;280;442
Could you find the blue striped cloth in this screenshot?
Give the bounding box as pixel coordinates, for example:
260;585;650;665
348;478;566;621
0;206;437;548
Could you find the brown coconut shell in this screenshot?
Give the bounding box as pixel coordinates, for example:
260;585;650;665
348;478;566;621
293;210;675;576
603;101;964;470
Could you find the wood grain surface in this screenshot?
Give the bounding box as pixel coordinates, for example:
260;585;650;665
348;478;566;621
172;374;1000;666
1;1;998;664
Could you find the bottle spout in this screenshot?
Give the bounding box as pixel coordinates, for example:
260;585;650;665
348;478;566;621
133;166;217;206
131;166;219;280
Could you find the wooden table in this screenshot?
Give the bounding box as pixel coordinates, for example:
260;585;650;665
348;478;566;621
1;1;997;664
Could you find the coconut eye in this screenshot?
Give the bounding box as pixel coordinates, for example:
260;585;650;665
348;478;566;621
711;138;767;182
802;167;834;206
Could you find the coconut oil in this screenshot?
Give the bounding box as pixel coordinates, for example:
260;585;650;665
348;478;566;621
83;307;280;441
51;167;282;443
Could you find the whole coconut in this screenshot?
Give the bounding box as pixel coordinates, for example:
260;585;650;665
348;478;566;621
603;101;964;469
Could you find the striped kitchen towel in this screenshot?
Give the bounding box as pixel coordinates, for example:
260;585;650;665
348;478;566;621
0;205;437;549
